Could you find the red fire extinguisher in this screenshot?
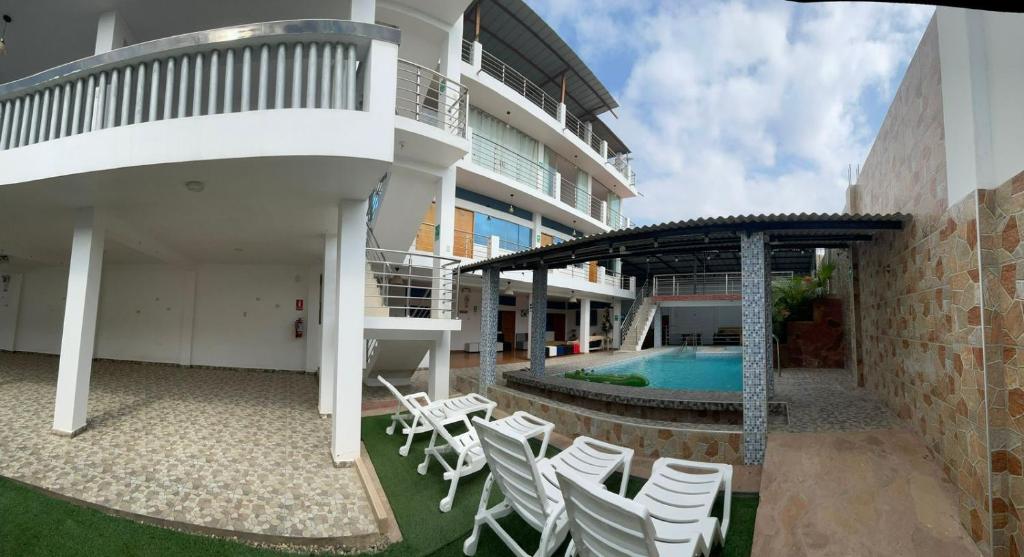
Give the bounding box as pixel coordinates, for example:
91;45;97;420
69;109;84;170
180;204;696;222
294;318;305;338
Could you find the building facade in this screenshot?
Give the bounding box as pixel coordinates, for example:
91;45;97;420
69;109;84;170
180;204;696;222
0;0;640;465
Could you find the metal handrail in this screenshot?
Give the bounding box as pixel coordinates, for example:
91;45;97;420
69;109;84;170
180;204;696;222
366;173;388;226
0;20;386;151
479;49;559;119
653;271;794;296
395;58;468;137
461;38;473;64
470;132;556;195
619;277;652;345
365;247;460;319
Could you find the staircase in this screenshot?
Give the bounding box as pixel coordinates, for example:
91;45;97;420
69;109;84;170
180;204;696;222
617;279;657;352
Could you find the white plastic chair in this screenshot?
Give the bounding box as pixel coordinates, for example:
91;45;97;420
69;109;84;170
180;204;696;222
417;409;552;512
634;458;732;546
378;375;496;456
464;417;634;557
558;470;713;557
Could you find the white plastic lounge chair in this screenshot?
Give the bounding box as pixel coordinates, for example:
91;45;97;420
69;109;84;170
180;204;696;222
418;409;553;512
634;458;732;546
378;375;496;456
558;470;713;557
463;417;634;557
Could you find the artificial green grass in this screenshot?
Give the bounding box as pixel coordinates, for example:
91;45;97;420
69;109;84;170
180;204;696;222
0;413;758;556
564;370;650;387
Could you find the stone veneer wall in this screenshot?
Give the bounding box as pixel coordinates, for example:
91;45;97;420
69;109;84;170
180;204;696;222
841;15;1024;556
453;373;744;465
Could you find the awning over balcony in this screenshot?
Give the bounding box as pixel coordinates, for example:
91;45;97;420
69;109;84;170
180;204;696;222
463;0;619;122
459;212;908;276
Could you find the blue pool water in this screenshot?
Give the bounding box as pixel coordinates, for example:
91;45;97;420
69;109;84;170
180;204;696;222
590;350;743;391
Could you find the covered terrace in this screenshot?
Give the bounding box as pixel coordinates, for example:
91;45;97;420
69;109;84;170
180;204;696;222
459;212;907;464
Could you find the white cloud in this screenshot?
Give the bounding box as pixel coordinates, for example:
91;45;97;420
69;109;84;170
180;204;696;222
528;0;933;224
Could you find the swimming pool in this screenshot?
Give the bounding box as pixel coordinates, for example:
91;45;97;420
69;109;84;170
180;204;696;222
591;349;743;391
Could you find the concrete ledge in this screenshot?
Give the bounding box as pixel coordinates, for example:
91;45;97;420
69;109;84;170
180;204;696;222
355;444;402;543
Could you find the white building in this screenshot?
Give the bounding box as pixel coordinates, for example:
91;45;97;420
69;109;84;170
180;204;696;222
0;0;639;464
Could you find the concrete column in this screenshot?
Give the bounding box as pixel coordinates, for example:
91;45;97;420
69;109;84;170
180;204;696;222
441;16;463;83
0;273;23;351
530;268;548;376
653;306;663;347
428;332;451;399
94;10;133;55
471;42;483;70
479;267;500;393
557;103;567;126
178;270;196;367
319;234;338;415
488;235;500;258
580;297;591;353
553;171;562;202
350;0;375;23
611;299;622;350
433;167;456;317
363;40;398;115
332;200;368;465
52;208;105;436
740;231;770;465
532;213;543;248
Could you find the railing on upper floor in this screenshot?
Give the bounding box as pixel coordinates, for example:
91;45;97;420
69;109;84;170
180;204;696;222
395;58;468;137
0;20;394;151
461;39;474;64
471;133;556;196
653;271;795;297
478;49;560;120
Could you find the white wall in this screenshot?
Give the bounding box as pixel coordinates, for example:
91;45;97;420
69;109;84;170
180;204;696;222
11;263;314;371
664;305;742;345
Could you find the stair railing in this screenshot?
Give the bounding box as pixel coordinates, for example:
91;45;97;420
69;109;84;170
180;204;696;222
619;277;652;346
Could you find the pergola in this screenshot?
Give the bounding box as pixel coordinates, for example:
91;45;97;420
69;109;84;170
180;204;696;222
460;213;907;464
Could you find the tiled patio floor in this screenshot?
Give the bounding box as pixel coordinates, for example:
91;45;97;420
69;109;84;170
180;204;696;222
0;352;378;542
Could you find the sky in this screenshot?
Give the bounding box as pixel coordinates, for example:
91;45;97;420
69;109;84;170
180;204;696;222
526;0;935;225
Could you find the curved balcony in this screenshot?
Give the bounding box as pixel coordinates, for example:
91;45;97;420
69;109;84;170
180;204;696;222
0;20;401;194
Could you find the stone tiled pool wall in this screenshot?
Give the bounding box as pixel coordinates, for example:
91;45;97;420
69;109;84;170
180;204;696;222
454;372;745;465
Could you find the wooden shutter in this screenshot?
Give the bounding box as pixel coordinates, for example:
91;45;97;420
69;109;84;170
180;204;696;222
454;207;475;258
588;261;598;283
415;203;436;252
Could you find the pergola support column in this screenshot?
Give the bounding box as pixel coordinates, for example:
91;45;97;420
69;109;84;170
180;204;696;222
740;231;771;465
479;267;500;393
530;267;548;376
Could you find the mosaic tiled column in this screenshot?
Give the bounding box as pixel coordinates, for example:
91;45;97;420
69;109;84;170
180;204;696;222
479;267;500;394
764;243;775;400
530;267;548;377
741;231;770;465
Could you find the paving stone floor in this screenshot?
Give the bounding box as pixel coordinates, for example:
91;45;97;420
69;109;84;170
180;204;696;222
0;352;378;540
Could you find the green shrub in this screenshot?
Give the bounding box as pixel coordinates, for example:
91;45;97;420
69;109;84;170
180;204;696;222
565;369;649;387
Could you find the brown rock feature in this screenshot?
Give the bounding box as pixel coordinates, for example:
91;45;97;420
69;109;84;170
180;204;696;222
1003;263;1019;298
994;450;1009;474
968;306;982;326
705;441;719;458
971;509;985;542
1010;389;1024;418
1004;216;1021;253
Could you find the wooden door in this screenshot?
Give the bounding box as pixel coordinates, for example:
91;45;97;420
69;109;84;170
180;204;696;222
541;233;554;247
549;313;566;342
415;203;436;252
500;311;516;349
454;207;474;258
588;261;598;283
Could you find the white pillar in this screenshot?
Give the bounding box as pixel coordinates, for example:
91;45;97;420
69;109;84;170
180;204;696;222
94;10;133;55
653;306;663;347
362;40;398;115
611;299;622;350
350;0;375;23
319;234;338;415
178;270;196;366
580;297;591;354
332;199;368;465
488;235;501;257
428;332;451;399
532;213;543;248
472;42;483;70
53;208;105;436
441;16;464;83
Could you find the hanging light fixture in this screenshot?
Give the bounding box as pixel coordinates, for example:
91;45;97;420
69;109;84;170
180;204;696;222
502;281;514;296
0;15;12;56
568;290;578;304
508;193;515;213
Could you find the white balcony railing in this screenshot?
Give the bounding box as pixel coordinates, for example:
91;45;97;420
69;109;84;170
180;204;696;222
470;132;630;230
464;39;636;188
0;20;397;152
653;272;794;296
395;59;468;137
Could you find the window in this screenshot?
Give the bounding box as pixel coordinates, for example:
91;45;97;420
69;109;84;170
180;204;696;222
473;213;532;252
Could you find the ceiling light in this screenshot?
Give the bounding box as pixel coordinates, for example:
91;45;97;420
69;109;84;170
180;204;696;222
508;193;515;213
0;15;11;56
184;180;205;193
502;281;514;296
568;291;577;304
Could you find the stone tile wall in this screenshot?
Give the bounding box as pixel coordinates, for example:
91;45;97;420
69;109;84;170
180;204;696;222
839;15;1004;555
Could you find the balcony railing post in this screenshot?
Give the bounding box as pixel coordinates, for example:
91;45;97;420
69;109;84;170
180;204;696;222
552;171;561;202
488;235;500;258
472;41;483;70
557;103;566;126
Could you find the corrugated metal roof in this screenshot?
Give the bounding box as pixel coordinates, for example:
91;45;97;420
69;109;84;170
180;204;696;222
464;0;619;119
459;212;909;273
